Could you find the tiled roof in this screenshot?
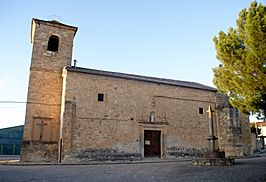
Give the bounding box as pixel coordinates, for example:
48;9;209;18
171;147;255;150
66;66;217;92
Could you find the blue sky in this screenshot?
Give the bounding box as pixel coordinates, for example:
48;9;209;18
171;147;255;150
0;0;262;128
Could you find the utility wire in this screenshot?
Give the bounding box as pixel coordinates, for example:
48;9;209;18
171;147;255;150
0;101;27;104
0;106;26;108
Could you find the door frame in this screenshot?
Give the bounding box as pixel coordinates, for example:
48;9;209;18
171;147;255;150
139;123;167;158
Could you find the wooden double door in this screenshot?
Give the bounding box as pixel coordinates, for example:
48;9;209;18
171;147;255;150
144;130;161;157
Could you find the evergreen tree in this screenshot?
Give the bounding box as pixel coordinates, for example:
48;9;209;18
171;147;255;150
213;1;266;116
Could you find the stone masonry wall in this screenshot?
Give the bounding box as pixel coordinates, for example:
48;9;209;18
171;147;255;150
240;114;253;156
20;141;58;162
62;70;217;161
21;19;76;162
216;94;252;157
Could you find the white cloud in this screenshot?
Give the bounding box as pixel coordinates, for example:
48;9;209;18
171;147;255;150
0;107;26;128
0;79;6;86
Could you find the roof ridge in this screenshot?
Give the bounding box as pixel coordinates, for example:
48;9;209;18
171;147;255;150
66;66;217;92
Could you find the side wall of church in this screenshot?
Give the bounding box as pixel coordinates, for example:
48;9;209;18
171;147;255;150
62;70;217;161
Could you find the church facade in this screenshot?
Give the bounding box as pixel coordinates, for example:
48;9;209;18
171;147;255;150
20;19;252;162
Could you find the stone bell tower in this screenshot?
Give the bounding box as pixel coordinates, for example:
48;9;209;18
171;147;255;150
21;18;77;162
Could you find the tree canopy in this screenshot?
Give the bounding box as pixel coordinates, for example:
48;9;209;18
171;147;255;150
213;1;266;116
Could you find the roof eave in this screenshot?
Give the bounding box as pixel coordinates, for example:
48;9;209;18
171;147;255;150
66;66;217;92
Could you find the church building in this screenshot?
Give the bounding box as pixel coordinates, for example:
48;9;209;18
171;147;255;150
20;18;252;162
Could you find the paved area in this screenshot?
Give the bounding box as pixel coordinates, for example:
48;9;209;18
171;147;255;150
0;154;266;182
0;155;19;164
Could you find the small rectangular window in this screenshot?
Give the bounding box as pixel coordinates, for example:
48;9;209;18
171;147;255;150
98;93;104;102
199;107;204;114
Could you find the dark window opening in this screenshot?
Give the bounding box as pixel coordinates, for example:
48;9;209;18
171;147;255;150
199;107;204;114
98;93;104;102
47;35;59;52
